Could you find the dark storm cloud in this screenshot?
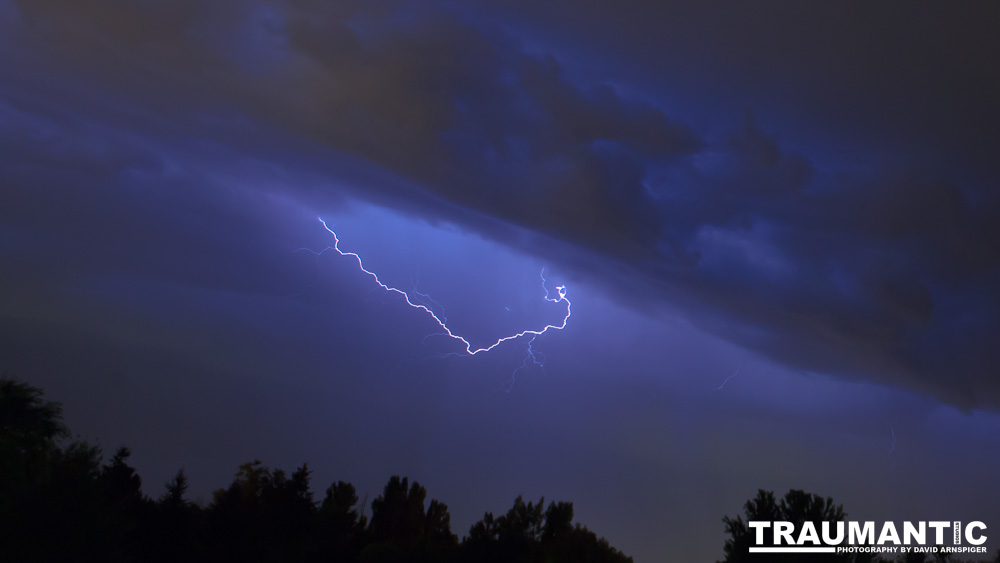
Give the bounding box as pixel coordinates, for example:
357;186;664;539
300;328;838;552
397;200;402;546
3;0;999;410
7;0;702;255
278;2;704;257
662;116;1000;408
486;0;1000;178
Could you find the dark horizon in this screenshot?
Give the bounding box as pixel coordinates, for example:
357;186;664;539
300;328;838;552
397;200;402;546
1;375;635;562
2;1;999;561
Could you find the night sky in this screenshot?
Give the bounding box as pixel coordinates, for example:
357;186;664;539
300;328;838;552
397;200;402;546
2;1;999;561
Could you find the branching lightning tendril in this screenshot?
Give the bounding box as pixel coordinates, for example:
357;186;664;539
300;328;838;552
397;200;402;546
715;365;741;390
495;270;558;392
300;217;572;360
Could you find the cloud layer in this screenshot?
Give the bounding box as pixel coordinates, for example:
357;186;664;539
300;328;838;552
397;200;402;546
3;0;999;410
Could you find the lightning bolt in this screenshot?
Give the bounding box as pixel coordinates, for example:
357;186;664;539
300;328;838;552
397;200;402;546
496;270;558;392
301;217;572;358
715;365;741;390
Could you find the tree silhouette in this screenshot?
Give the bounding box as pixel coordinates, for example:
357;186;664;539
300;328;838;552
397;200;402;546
719;488;881;563
1;377;105;561
0;377;70;522
206;460;319;561
160;468;190;507
96;447;153;560
462;495;632;563
364;475;458;562
149;468;201;562
319;480;366;559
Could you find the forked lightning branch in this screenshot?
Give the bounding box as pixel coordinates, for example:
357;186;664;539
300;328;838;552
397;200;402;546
301;218;572;356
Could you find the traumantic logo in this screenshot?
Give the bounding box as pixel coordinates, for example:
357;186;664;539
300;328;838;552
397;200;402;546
748;520;988;556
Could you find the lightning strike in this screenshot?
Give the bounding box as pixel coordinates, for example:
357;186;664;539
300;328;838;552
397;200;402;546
303;218;572;358
715;365;741;390
495;335;544;393
495;270;560;392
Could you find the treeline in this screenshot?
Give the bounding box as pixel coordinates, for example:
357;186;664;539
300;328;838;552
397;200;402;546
0;378;632;562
